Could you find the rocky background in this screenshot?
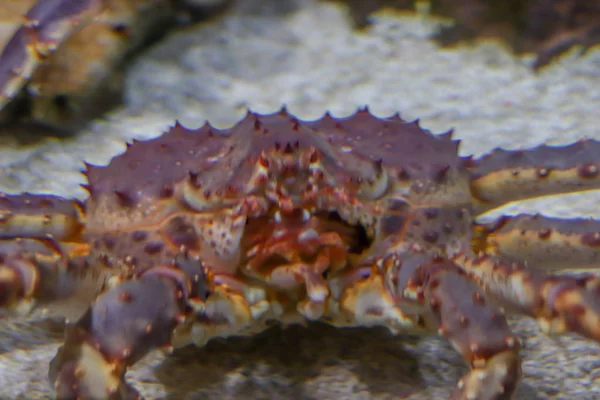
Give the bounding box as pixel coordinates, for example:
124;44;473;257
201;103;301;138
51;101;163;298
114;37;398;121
0;0;600;398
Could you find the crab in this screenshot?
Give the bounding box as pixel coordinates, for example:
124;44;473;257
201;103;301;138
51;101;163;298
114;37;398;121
0;106;600;399
0;0;229;132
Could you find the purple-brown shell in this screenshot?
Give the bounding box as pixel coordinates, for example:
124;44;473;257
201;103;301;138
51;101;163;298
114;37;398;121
84;107;467;217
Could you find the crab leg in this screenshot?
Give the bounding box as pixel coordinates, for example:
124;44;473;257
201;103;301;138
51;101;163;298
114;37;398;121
0;194;97;317
401;256;521;399
337;254;521;399
473;214;600;270
0;238;102;319
0;0;104;112
454;253;600;341
25;0;177;127
0;193;83;240
48;256;270;400
49;260;200;400
469;140;600;214
49;273;183;399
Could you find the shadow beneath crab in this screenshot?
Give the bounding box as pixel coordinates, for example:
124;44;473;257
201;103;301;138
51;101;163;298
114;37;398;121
150;322;544;399
0;317;545;398
153;322;423;399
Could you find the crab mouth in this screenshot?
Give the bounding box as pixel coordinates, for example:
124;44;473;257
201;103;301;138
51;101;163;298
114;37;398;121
324;210;371;254
240;207;372;283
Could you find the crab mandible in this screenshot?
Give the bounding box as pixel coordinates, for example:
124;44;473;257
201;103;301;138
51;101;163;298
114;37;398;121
0;107;599;399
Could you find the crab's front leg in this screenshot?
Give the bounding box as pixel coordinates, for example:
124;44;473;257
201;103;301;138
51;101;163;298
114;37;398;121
50;275;182;399
335;253;521;400
48;253;269;400
48;258;198;399
418;259;521;400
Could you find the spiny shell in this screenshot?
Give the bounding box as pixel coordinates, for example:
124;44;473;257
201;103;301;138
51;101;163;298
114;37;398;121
80;107;472;273
84;107;466;223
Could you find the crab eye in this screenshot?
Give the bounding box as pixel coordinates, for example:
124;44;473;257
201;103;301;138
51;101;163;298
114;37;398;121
181;173;229;212
358;161;389;200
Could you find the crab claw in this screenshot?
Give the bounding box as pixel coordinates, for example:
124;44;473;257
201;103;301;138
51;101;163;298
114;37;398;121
49;272;186;400
332;252;522;400
50;324;142;400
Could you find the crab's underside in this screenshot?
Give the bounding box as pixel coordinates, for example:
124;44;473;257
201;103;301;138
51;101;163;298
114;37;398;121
0;108;599;399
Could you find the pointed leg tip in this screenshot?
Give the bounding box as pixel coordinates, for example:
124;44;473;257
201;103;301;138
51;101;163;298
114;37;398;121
50;339;138;400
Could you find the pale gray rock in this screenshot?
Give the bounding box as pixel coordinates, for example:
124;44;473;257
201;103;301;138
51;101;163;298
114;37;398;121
0;0;600;399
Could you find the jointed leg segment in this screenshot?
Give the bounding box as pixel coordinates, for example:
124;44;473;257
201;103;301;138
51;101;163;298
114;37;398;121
0;0;103;109
50;273;183;399
469;140;600;214
49;256;209;399
0;238;100;318
455;253;600;341
0;194;96;317
409;257;521;400
474;213;600;270
465;211;600;341
467;139;600;344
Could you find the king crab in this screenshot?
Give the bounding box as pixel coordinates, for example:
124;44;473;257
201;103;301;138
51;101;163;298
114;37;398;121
0;106;599;399
1;1;600;400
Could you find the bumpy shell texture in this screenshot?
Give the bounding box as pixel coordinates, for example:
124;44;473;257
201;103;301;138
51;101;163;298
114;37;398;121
80;107;468;274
